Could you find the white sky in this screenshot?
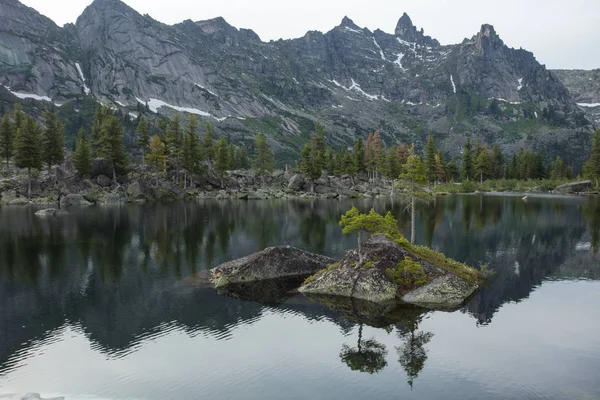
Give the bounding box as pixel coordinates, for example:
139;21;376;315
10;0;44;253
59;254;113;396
20;0;600;70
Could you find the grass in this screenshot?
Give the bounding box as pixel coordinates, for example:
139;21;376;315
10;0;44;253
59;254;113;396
388;233;482;286
302;262;340;286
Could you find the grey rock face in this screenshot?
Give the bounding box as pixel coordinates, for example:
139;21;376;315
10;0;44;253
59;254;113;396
402;274;478;309
209;246;336;287
288;174;305;191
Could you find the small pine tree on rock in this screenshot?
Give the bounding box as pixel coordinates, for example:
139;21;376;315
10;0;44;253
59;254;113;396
73;128;93;178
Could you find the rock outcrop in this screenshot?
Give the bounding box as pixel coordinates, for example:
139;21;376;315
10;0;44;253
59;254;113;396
554;180;593;193
209;246;336;288
59;194;92;207
299;235;479;309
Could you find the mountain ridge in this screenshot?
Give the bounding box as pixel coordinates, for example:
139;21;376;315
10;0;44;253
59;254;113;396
0;0;595;168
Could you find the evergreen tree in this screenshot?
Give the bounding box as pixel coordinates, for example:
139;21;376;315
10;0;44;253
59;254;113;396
446;157;460;182
475;147;492;184
42;108;65;179
398;148;432;244
215;137;229;186
237;147;250;169
228;144;236;170
96;115;128;184
325;148;336;174
425;133;437;184
551;156;567;180
384;145;399;179
0;114;14;173
13;103;23;132
462;138;474;181
91;105;110;156
253;133;274;174
166;115;182;183
147;135;168;186
341;146;355;176
435;151;447;183
73;128;93;178
299;129;327;191
396;144;409;167
584;130;600;188
203;123;215;162
353;137;365;175
14;116;42;199
364;131;383;180
517;148;527;179
136;116;150;165
507;153;518;179
490;144;504;179
182;115;201;188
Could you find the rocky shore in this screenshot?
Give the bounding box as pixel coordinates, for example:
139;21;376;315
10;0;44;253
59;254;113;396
0;161;396;206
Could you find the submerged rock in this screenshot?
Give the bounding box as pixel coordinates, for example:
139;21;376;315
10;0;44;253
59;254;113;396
299;235;479;309
35;208;68;217
210;246;335;287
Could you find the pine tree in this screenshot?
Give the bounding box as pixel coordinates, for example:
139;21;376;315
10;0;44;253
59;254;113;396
203;123;215;163
96;115;128;184
73;128;93;178
14;116;42;199
396;144;409;167
551;156;567;180
42;108;65;180
299;130;327;191
91;105;110;156
435;151;447;183
182;115;201;188
13;103;23;132
253;133;274;174
238;147;250;169
584;130;600;188
462;138;474;181
446;157;460;182
228;144;236;170
398;149;432;244
136;116;150;165
384;145;399;179
0;114;14;173
490;144;504;179
507;153;518;179
475;147;492;184
147;135;168;186
353;137;365;175
425;132;437;184
166;115;182;183
215;137;229;186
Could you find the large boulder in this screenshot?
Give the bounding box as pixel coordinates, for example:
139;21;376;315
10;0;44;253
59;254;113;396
92;159;113;178
288;174;305;191
60;194;92;207
300;235;479;308
209;246;336;288
554;180;592;194
97;175;112;188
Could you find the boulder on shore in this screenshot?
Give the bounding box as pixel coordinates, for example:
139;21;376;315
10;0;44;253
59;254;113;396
299;235;479;309
209;246;335;288
554;180;592;194
60;194;92;207
35;208;68;217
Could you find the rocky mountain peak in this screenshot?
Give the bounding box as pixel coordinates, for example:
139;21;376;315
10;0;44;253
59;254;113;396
395;12;414;36
340;16;360;29
480;23;497;38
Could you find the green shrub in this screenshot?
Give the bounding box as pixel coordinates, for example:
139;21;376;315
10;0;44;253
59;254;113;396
303;275;316;285
385;256;428;289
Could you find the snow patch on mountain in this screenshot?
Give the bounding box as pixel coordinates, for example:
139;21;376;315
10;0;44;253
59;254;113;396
75;63;91;95
4;86;52;102
577;102;600;108
450;75;456;94
194;83;218;97
372;38;386;61
136;97;212;117
394;53;406;70
517;78;523;91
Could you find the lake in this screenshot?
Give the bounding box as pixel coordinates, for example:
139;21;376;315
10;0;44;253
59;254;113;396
0;195;599;400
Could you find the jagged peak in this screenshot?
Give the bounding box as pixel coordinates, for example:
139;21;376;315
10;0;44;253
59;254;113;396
395;12;414;36
340;16;360;29
480;24;498;38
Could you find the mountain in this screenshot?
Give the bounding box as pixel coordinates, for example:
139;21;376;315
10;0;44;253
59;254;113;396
0;0;595;168
553;69;600;126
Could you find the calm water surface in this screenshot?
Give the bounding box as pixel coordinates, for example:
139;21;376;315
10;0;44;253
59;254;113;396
0;195;599;400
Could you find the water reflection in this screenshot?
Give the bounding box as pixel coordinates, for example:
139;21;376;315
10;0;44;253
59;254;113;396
0;196;599;380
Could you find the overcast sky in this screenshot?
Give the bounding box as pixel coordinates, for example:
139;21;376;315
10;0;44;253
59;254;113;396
20;0;600;70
